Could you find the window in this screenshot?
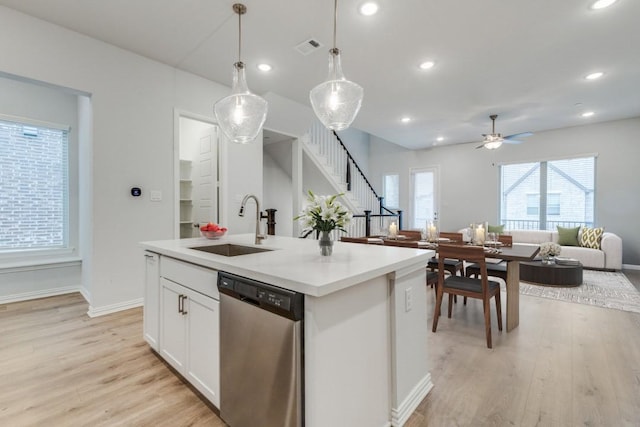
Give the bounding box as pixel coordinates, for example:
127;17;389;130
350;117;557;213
0;117;69;251
500;156;595;230
383;174;399;208
526;194;539;215
547;193;560;216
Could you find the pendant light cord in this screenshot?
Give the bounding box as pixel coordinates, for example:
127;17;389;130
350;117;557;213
238;8;242;63
333;0;338;49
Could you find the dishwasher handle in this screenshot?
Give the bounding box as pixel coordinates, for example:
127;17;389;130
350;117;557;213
240;296;260;307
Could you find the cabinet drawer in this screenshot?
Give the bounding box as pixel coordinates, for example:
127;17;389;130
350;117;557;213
161;256;219;300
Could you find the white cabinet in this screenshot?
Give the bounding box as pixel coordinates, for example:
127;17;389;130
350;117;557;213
143;252;160;350
160;278;188;371
158;257;220;407
185;288;220;405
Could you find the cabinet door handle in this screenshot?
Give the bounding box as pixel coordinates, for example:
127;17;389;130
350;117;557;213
181;295;188;315
178;294;183;314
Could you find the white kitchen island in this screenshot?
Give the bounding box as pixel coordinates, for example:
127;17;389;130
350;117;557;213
141;234;434;427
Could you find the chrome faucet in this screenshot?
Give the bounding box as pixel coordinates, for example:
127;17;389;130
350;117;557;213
239;194;265;245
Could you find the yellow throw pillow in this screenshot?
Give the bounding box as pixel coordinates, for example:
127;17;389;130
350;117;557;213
580;227;604;249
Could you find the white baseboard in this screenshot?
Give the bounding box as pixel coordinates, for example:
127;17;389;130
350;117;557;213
87;298;143;317
78;286;91;304
0;286;80;305
390;373;434;426
623;264;640;271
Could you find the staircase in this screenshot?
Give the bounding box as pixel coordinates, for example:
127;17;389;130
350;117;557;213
301;120;402;237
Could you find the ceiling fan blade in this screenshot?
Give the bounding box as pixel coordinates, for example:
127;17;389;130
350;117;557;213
505;132;533;140
476;144;486;149
503;139;523;144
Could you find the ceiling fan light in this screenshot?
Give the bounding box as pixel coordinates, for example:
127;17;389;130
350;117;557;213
215;62;268;144
310;49;363;131
484;139;503;150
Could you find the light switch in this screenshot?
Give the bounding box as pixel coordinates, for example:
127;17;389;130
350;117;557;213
150;190;162;201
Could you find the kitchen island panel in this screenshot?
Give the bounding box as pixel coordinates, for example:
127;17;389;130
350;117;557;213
304;275;390;427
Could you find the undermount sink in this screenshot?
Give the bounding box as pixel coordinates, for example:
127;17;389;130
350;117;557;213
190;243;273;257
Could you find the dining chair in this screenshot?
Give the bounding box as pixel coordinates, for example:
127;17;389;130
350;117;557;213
427;232;465;277
398;229;422;241
432;244;503;348
465;234;513;283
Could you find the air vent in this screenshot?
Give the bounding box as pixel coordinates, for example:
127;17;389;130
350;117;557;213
294;38;324;56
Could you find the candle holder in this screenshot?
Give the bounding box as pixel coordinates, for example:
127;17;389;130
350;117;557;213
426;219;439;243
388;221;398;239
471;222;487;245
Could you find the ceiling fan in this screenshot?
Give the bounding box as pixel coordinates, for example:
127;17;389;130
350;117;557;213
476;114;533;149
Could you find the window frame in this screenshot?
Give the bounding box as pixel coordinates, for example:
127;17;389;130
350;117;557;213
0;113;74;263
382;173;400;209
499;154;597;230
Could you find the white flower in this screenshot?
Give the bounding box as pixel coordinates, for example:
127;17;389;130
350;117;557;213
539;242;561;257
294;190;351;234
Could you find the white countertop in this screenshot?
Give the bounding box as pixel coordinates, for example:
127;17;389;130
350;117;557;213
140;234;433;297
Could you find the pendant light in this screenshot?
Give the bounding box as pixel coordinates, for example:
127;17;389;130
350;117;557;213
214;3;268;144
309;0;363;131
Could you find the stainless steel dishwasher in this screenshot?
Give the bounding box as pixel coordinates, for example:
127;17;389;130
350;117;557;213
217;271;304;427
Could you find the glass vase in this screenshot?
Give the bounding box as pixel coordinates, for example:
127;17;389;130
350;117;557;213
319;231;334;256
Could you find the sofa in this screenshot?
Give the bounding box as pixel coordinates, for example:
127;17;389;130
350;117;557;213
458;228;622;270
507;229;622;271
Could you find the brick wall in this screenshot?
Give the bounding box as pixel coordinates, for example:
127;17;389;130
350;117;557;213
0;120;68;249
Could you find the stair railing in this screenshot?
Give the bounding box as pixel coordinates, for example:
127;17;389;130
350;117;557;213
303;120;403;237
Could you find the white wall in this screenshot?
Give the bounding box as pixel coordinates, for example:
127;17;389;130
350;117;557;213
0;75;83;302
369;117;640;265
0;6;262;313
264;141;294;237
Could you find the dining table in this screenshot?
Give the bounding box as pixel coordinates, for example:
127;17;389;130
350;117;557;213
342;235;540;332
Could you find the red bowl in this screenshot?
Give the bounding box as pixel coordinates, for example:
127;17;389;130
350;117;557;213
200;230;227;239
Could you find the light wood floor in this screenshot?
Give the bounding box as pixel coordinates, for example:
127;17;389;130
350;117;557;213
1;271;639;426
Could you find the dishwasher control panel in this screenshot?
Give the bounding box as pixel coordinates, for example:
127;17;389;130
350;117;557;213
217;271;303;320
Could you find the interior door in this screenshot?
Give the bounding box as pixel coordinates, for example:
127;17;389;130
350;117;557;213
193;127;218;230
410;167;440;229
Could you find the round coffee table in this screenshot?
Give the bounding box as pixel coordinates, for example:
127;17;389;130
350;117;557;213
519;260;583;287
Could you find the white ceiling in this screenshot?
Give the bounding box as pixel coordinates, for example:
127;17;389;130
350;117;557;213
2;0;639;149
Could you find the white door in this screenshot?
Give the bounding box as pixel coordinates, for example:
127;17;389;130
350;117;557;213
193;127;218;231
410;167;440;229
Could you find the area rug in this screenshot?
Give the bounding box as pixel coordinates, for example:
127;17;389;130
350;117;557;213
517;270;640;314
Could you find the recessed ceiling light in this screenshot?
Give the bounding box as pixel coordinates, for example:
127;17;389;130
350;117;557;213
585;72;604;80
419;61;435;70
582;111;595;117
257;63;272;72
591;0;618;10
436;136;444;142
401;117;411;123
359;2;379;16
